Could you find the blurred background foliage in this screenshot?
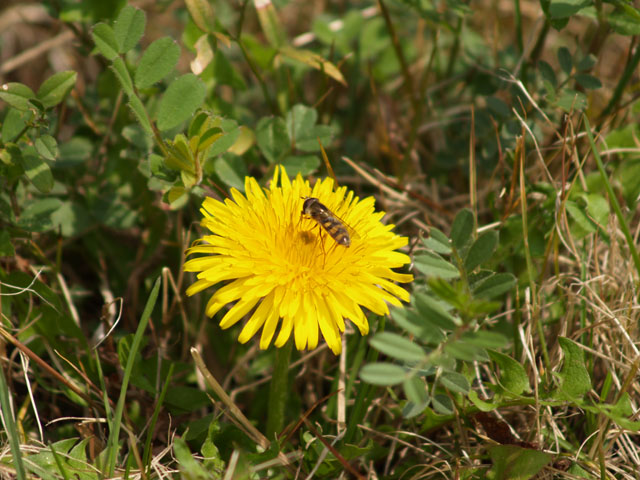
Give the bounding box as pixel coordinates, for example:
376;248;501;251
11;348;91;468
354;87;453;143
2;0;640;478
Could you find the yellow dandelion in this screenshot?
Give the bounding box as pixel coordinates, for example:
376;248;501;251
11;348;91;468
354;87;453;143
184;166;413;354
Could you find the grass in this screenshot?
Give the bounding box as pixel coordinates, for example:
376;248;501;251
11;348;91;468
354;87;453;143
1;0;640;478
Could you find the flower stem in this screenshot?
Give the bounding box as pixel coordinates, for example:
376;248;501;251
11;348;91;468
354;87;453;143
266;340;293;439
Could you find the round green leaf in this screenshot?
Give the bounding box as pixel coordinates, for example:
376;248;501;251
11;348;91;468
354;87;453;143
281;155;320;176
0;83;36;110
157;74;206;131
256;116;289;164
488;350;529;396
135;37;180;89
360;363;405;386
35;135;59;161
403;376;429;405
369;332;426;363
20;148;53;193
439;371;470;394
1;108;31;142
114;5;146;53
37;71;77;109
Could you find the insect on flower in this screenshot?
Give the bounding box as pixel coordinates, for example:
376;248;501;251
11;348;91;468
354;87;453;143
184;167;413;355
301;196;352;247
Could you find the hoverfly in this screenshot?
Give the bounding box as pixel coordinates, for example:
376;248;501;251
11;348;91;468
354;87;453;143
301;197;352;247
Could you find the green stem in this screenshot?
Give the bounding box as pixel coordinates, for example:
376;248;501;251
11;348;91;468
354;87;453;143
266;340;293;439
584;115;640;279
599;42;640;120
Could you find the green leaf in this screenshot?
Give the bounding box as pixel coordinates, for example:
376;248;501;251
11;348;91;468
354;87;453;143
166;186;188;209
0;230;15;256
174;437;209;478
369;332;426;363
439;371;469;394
537;60;556;87
213;156;247;191
228;126;255;155
18;198;62;232
610;7;640;35
36;71;77;109
468;390;500;411
584;193;609;225
114;5;146;53
414;251;459;279
424;228;452;254
51;201;92;237
35;135;58;161
450;208;474;250
557;46;573;74
213;49;247;89
488;350;530;396
460;331;508;350
464;230;498;271
286;104;335;152
488;445;552;480
135;37;180;89
551;0;591;18
486;96;510;118
57;136;93;168
92;23;119;60
281;155;320;176
360;363;405;386
403;376;429;405
205;127;241;157
165;134;196;173
576;54;596;71
0;82;36;110
127;95;153;135
575;73;602;90
157;74;206;131
186;0;216;33
1;108;31;141
472;272;516;299
256;116;290;164
414;292;459;330
444;341;488;362
555;337;591;399
20;148;54;193
111;57;134;97
432;394;453;415
393;307;445;344
555;89;587;112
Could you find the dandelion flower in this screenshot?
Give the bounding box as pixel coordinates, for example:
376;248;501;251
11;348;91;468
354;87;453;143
184;166;413;354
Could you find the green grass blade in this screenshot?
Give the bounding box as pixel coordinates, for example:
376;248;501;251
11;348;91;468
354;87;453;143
105;276;161;476
0;366;27;480
143;362;175;474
